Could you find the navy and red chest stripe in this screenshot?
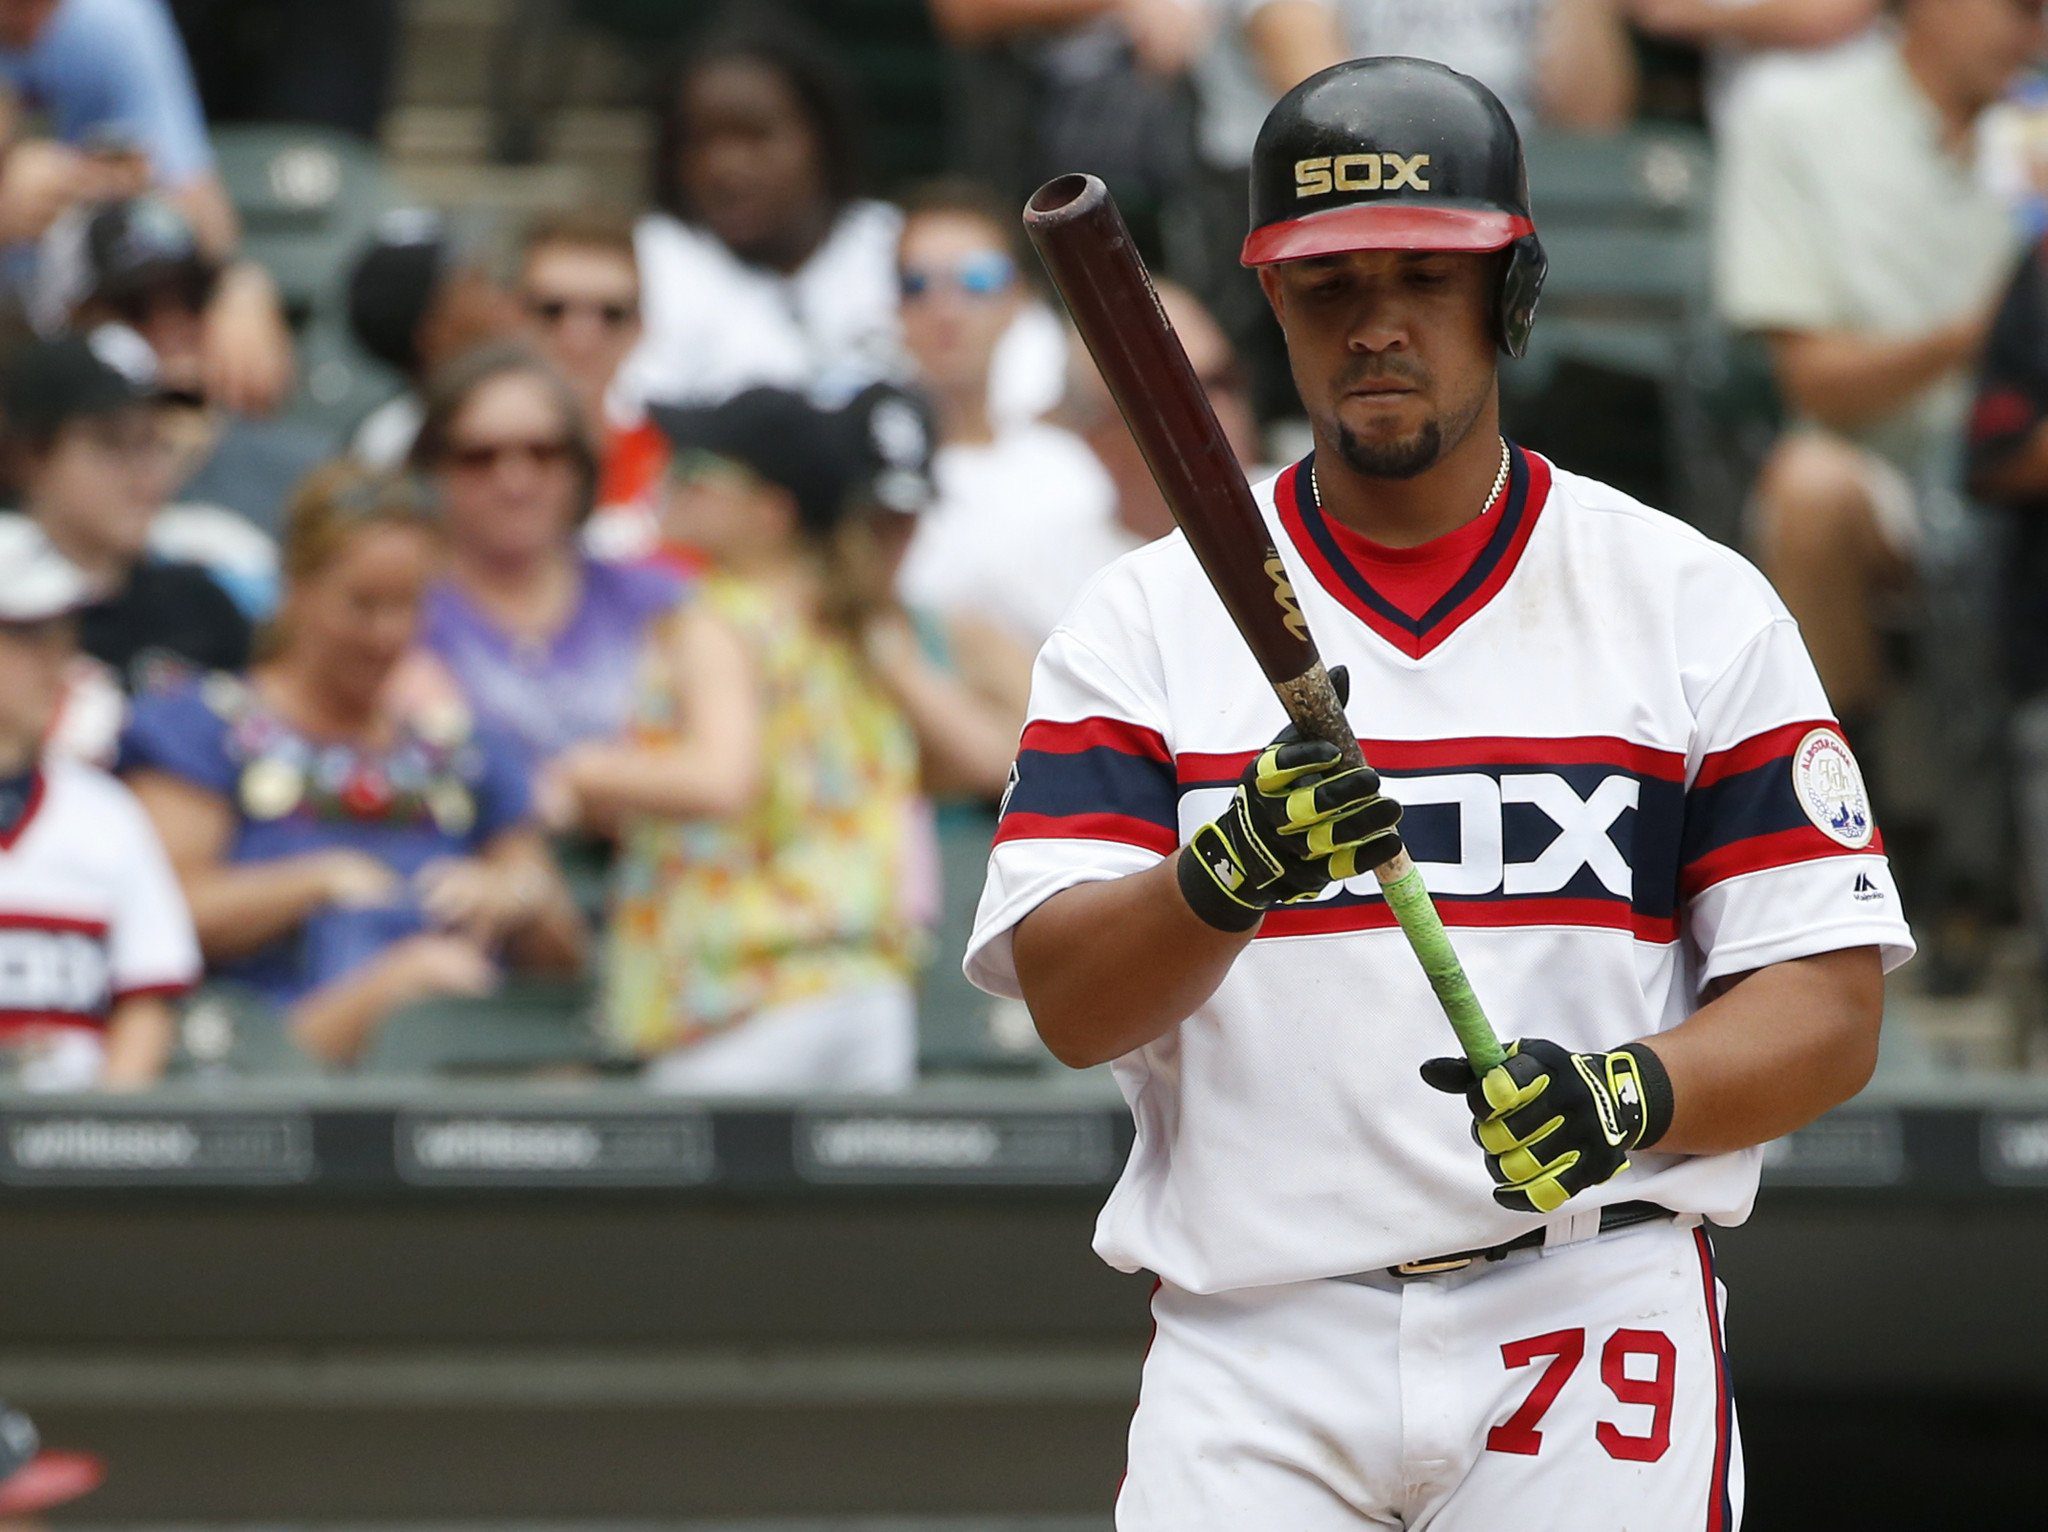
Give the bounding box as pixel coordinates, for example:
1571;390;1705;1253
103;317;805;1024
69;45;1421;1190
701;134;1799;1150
997;719;1880;943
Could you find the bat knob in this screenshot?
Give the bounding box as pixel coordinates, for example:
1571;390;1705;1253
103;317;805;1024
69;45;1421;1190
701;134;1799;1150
1024;173;1107;230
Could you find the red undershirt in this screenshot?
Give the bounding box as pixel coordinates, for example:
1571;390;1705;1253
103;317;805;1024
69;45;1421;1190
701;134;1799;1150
1317;474;1511;621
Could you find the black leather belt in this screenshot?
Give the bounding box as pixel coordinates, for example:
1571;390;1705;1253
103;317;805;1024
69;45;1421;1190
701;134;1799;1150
1386;1200;1671;1279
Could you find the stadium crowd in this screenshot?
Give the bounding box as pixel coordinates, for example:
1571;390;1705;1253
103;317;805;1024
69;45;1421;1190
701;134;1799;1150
0;0;2043;1094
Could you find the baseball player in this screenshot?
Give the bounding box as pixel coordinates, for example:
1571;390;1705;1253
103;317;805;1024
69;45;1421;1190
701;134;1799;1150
968;59;1913;1529
0;519;198;1090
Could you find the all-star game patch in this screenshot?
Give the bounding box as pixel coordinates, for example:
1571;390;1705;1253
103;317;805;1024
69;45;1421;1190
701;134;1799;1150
1794;728;1874;849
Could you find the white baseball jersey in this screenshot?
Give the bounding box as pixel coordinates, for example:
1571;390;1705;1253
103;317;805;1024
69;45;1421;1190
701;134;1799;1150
967;447;1915;1292
0;758;199;1078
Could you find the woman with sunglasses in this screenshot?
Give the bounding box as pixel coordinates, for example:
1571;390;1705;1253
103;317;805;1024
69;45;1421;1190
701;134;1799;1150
121;466;586;1067
407;343;683;787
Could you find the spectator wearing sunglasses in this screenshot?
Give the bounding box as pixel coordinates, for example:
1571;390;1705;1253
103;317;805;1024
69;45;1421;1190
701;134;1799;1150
0;332;250;762
514;206;672;562
121;464;585;1066
407;342;681;783
892;179;1115;646
33;194;324;601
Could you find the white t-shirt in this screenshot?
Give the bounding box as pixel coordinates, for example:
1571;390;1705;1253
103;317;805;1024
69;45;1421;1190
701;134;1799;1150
1715;35;2020;476
967;448;1914;1292
0;757;200;1088
897;423;1117;642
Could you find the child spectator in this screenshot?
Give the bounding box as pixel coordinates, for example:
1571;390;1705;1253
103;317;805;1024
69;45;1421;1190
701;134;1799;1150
0;516;195;1090
513;206;670;560
120;464;585;1067
557;385;1014;1093
407;342;681;779
34;194;323;599
1;331;249;714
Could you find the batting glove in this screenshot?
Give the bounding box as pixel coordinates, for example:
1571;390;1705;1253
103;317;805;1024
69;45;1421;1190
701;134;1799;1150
1420;1038;1675;1215
1176;667;1404;932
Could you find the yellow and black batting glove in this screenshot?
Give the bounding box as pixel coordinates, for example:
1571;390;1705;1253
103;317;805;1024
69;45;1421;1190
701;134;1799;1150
1176;668;1404;933
1420;1039;1675;1215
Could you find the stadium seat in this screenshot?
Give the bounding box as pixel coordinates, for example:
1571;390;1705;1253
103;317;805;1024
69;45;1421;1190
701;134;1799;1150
919;806;1055;1074
212;125;401;327
360;975;616;1078
172;983;323;1080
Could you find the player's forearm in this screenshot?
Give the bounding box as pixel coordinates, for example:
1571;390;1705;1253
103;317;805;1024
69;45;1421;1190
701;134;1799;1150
1771;322;1986;431
101;997;176;1089
1638;945;1884;1155
1011;857;1255;1068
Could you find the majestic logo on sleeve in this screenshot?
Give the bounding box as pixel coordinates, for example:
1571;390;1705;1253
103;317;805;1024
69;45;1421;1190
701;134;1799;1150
1793;730;1873;849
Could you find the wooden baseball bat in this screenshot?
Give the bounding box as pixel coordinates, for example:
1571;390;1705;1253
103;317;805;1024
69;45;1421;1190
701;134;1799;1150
1022;173;1507;1073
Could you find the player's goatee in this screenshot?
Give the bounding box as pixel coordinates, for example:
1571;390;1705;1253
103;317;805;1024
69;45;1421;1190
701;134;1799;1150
1335;419;1443;479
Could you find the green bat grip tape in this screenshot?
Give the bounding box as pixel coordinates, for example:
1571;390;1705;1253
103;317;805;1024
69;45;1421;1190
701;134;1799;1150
1378;863;1508;1073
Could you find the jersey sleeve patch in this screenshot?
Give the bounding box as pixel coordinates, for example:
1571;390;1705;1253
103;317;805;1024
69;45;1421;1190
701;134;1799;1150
993;715;1179;855
1681;721;1881;899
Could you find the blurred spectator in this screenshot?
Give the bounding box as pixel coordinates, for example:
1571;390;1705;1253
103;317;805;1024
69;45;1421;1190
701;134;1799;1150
348;209;519;469
972;280;1259;644
408;343;682;782
0;517;194;1090
168;0;399;141
892;181;1114;642
121;465;586;1067
1965;236;2048;957
1628;0;1883;121
0;332;249;737
1716;0;2036;729
34;194;326;571
0;0;295;414
622;18;900;408
513;206;670;561
574;385;1016;1092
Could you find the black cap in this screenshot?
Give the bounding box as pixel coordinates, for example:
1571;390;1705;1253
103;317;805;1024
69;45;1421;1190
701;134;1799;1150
346;209;453;377
0;330;154;439
32;195;216;331
837;379;935;515
1245;57;1535;263
1243;57;1546;356
651;386;859;536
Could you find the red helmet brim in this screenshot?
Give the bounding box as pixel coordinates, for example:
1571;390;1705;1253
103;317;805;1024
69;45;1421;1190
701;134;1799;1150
1241;204;1534;267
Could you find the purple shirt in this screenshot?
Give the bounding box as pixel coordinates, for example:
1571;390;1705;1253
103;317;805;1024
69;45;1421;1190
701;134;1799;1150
120;675;532;1008
419;558;683;775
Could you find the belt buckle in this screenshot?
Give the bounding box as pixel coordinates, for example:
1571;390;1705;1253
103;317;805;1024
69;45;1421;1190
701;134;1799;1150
1392;1254;1475;1277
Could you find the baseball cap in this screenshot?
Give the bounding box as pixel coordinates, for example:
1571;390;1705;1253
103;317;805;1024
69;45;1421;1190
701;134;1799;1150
347;209;454;377
837;379;936;516
31;195;217;335
0;329;155;440
650;386;860;536
0;517;96;625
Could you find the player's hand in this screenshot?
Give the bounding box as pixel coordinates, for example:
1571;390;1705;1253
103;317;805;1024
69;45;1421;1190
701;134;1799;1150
1176;667;1403;932
1420;1038;1674;1215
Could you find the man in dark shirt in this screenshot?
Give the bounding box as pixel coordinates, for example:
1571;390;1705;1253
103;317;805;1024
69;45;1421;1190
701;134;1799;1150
0;331;249;703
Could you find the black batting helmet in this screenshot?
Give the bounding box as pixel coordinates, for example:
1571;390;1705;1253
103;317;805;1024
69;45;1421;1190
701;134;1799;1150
1242;57;1547;358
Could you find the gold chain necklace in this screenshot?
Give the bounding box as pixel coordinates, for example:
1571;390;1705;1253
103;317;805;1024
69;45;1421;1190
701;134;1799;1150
1313;436;1511;522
